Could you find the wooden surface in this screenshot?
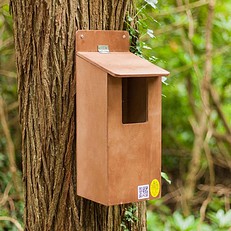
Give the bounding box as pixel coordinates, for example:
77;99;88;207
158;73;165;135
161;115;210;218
76;30;169;78
76;57;108;204
76;30;129;52
107;76;162;205
76;30;164;205
77;52;170;77
77;58;162;205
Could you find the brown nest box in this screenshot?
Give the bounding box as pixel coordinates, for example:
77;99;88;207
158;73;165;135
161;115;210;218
76;30;169;206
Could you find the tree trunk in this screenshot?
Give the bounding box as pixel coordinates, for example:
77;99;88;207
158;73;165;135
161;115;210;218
10;0;146;230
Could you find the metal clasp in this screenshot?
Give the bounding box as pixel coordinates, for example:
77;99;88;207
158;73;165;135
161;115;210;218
98;45;109;54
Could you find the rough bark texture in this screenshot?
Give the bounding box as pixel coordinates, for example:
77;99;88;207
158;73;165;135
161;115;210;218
10;0;146;230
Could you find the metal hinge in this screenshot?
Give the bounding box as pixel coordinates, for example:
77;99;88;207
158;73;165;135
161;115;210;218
98;45;109;54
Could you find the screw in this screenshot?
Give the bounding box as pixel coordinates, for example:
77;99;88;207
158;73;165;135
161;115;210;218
122;34;126;39
80;34;84;39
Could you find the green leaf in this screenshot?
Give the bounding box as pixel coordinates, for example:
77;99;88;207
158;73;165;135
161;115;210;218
144;0;158;9
161;172;171;184
221;210;231;227
147;28;155;38
162;77;169;86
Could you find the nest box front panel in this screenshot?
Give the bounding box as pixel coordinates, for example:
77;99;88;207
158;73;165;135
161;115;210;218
107;76;162;205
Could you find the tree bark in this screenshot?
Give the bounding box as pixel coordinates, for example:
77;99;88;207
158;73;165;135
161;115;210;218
10;0;146;230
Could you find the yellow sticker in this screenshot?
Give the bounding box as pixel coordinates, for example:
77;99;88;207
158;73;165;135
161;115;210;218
150;179;160;197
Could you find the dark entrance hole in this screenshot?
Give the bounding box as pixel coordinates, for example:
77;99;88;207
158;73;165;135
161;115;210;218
122;78;148;124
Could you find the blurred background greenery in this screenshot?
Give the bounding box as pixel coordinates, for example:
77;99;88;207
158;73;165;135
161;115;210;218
0;0;230;230
134;0;231;230
0;3;23;231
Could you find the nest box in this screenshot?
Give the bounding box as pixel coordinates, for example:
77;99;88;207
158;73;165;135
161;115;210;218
76;30;169;206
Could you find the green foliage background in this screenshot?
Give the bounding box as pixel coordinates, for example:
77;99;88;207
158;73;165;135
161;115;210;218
134;0;231;230
0;3;23;231
0;0;231;230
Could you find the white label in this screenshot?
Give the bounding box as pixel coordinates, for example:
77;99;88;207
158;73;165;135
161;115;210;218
138;184;149;199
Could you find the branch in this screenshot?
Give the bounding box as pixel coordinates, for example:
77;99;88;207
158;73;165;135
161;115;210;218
0;184;11;207
0;216;23;231
0;0;8;8
209;85;231;135
184;0;215;215
198;184;231;195
170;45;231;78
155;0;209;17
199;129;215;224
0;97;20;194
216;142;231;169
184;0;194;39
212;132;231;144
200;0;215;111
0;70;17;78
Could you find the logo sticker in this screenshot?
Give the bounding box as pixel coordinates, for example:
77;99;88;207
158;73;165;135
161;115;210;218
150;179;160;197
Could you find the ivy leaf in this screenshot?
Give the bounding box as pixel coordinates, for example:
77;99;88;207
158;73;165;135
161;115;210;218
144;0;158;9
162;77;169;85
147;29;155;38
127;15;133;22
161;172;171;184
143;45;152;50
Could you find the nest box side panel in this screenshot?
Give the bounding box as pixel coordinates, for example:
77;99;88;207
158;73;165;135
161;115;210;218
76;57;108;204
147;77;162;199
